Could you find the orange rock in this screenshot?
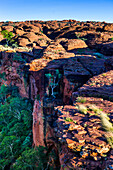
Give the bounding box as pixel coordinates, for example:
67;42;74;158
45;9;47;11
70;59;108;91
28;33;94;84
32;100;45;147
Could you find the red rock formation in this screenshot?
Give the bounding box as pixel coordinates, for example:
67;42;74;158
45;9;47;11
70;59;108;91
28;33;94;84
1;19;113;169
1;25;14;32
18;37;30;47
63;39;87;50
76;70;113;101
32;99;45;147
0;51;32;98
55;97;113;169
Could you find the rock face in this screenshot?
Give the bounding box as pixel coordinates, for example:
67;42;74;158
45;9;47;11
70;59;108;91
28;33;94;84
100;42;113;56
1;25;14;32
54;97;113;169
1;19;113;169
62;39;88;51
104;57;113;70
0;51;34;98
77;54;106;75
75;70;113;101
18;37;30;47
32;100;45;147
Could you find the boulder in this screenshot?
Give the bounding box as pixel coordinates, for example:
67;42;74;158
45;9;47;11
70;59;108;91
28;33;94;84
22;32;39;43
30;25;40;33
77;70;113;101
85;32;111;48
45;41;65;52
1;25;14;32
18;37;30;46
14;28;25;36
63;39;87;50
77;55;106;75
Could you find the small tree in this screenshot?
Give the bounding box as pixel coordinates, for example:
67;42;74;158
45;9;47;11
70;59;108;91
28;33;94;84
1;30;14;46
45;69;62;98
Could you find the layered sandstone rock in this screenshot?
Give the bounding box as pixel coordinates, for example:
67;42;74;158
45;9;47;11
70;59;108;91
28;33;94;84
14;28;25;36
22;32;39;43
63;39;88;50
77;54;106;75
18;37;30;47
0;51;32;98
32;99;45;147
76;70;113;101
1;19;113;169
1;25;14;32
54;97;113;169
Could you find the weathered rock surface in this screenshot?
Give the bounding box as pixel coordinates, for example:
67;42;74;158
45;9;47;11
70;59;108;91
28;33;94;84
77;54;106;75
54;97;113;169
75;70;113;101
1;19;113;169
22;32;39;43
62;39;87;50
104;57;113;70
100;41;113;56
0;20;113;55
0;51;32;98
1;25;14;32
32;100;45;147
18;37;30;47
104;23;113;32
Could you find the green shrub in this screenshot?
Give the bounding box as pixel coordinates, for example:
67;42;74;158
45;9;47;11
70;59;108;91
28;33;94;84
64;117;73;122
0;85;33;169
110;37;113;41
76;97;86;104
1;30;14;46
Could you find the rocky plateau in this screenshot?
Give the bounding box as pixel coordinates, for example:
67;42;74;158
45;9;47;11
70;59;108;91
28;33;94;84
0;19;113;169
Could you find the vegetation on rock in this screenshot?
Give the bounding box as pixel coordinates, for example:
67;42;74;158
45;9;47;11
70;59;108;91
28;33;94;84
1;30;14;46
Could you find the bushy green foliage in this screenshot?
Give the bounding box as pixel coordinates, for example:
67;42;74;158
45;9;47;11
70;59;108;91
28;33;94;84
13;146;56;170
1;30;14;45
0;72;6;81
76;97;86;104
0;85;33;169
0;84;58;169
63;117;73;122
110;37;113;41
